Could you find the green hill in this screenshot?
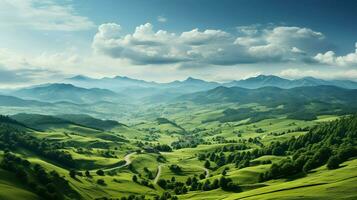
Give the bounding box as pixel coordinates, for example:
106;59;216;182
57;114;125;130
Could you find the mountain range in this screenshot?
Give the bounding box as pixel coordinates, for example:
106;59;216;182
10;83;125;104
225;75;357;89
65;74;357;91
0;74;356;106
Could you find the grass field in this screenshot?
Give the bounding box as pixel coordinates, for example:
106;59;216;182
0;106;354;200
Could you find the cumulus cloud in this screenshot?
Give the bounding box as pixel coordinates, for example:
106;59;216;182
0;48;80;86
92;23;329;66
0;0;95;31
279;68;357;80
314;42;357;67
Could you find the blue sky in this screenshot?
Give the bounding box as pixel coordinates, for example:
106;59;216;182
0;0;357;87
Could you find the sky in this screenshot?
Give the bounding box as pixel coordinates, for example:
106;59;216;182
1;0;357;87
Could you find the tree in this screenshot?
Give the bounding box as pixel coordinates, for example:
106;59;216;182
202;180;211;191
327;156;341;169
222;170;227;176
157;179;167;189
69;169;76;178
97;179;106;185
204;160;211;169
186;177;192;186
303;159;314;173
132;175;138;183
211;179;219;189
85;170;90;177
272;146;284;156
96;169;104;176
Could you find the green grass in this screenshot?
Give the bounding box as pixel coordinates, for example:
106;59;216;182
0;104;351;200
181;159;357;200
0;169;39;200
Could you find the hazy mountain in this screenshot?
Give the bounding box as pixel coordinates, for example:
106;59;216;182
12;83;123;104
65;75;158;90
225;75;357;89
164;77;220;92
179;85;357;106
0;95;50;107
64;76;220;101
65;74;357;94
225;75;291;88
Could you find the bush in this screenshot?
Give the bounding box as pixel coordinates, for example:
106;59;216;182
97;179;106;185
96;169;105;176
327;156;341;169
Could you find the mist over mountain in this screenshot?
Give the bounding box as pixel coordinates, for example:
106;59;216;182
11;83;125;104
65;74;357;92
1;74;355;107
224;75;357;89
178;85;357;105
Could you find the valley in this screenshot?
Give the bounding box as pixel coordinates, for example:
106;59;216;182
0;75;356;200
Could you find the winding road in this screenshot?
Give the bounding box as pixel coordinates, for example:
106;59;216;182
103;152;136;172
153;165;209;184
154;165;162;184
203;167;210;178
86;152;136;173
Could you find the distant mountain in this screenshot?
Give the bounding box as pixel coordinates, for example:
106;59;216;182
64;75;220;101
12;83;123;104
225;75;357;89
179;85;357;106
164;77;220;92
65;75;158;90
179;85;357;122
0;95;50;107
65;74;357;93
225;75;291;88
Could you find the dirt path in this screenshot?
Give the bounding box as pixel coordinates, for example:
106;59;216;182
203;167;209;178
154;165;162;184
103;152;136;172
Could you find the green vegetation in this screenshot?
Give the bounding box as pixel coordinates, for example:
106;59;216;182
1;83;357;199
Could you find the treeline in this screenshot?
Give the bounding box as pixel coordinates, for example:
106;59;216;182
261;115;357;181
0;152;79;200
105;192;178;200
198;147;264;169
0;123;75;168
157;175;241;194
171;135;204;149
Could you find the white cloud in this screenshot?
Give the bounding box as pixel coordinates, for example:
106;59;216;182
279;68;357;80
180;29;231;45
93;23;328;66
157;16;167;23
0;0;95;31
314;42;357;67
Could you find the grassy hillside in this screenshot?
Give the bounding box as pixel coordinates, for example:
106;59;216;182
0;99;356;200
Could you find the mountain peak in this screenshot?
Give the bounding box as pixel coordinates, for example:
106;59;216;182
184;77;203;83
255;74;284;80
68;75;92;81
113;76;131;80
